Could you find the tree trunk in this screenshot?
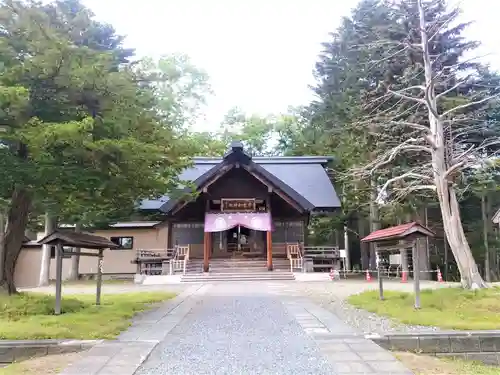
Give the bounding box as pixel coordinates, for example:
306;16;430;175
38;213;57;287
68;223;81;281
418;0;486;289
0;188;31;294
482;194;491;282
359;217;370;271
436;183;486;288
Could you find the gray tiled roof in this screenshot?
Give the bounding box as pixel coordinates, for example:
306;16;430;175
139;156;341;212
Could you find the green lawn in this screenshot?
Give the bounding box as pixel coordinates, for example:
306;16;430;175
348;287;500;330
0;291;175;340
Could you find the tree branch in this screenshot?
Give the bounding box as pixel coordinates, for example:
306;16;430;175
388;89;426;104
367;138;432;175
377;171;434;202
441;93;500;118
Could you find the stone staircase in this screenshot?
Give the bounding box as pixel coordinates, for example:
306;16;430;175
180;258;295;282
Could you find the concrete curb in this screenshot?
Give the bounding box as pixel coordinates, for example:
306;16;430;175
367;331;500;366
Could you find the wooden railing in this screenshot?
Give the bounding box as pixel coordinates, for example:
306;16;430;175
135;246;190;275
303;246;341;259
303;246;346;272
136;248;174;275
169;245;190;275
287;243;303;271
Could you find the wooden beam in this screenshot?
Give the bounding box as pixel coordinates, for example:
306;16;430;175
203;231;210;272
54;242;63;315
267;193;273;271
167;221;173;249
375;241;415;252
267;231;273;271
96;249;103;306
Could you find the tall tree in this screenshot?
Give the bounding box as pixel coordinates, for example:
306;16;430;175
0;0;185;293
302;0;500;287
359;0;499;288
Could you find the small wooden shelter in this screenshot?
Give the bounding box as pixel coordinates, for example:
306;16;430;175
38;231;120;315
361;222;434;309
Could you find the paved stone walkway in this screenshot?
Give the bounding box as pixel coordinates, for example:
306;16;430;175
60;282;413;375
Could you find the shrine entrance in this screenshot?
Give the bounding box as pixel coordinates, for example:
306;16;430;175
207;213;270;260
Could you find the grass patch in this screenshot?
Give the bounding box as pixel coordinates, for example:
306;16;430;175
0;291;175;340
396;352;500;375
348;287;500;330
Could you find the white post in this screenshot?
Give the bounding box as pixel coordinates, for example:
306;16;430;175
343;225;350;271
39;213;56;286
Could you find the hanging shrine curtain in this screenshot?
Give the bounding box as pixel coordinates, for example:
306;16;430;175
204;213;272;232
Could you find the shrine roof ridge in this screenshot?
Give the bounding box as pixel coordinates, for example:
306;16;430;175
192;155;333;166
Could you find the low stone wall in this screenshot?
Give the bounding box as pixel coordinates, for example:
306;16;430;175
368;331;500;366
0;339;100;364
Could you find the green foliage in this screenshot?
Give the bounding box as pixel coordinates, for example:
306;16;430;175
0;0;187;225
139;53;212;129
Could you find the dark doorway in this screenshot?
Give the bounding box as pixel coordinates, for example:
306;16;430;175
226;225;251;253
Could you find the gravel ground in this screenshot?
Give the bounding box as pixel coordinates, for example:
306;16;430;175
22;279;455;336
291;281;452;335
135;285;336;375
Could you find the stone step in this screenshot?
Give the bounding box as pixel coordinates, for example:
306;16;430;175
180;272;295;283
199;268;290;274
208;263;289;269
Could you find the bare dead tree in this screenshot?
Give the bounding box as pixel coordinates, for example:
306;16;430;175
353;0;500;289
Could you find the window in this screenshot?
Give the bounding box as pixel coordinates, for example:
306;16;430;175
110;236;134;250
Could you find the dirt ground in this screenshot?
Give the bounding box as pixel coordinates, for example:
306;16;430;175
396;352;500;375
0;352;86;375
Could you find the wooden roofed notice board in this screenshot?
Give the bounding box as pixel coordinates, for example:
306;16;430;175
38;230;120;315
361;222;435;309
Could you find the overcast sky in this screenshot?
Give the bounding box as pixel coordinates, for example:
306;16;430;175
82;0;500;131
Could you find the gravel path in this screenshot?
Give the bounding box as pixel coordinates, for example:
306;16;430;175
135;284;336;375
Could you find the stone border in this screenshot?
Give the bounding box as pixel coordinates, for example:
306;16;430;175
0;339;100;364
367;331;500;366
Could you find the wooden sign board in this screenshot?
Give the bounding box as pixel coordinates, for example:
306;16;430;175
221;199;256;212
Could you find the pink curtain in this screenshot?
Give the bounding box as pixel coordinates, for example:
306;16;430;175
204;213;272;232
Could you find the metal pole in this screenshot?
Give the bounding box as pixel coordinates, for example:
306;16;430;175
54;243;63;315
96;249;103;306
412;243;421;309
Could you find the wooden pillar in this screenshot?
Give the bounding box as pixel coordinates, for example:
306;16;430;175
267;230;273;271
203;231;210;272
167;221;173;249
96;249;103;306
54;242;63;315
412;241;421;309
266;190;273;271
